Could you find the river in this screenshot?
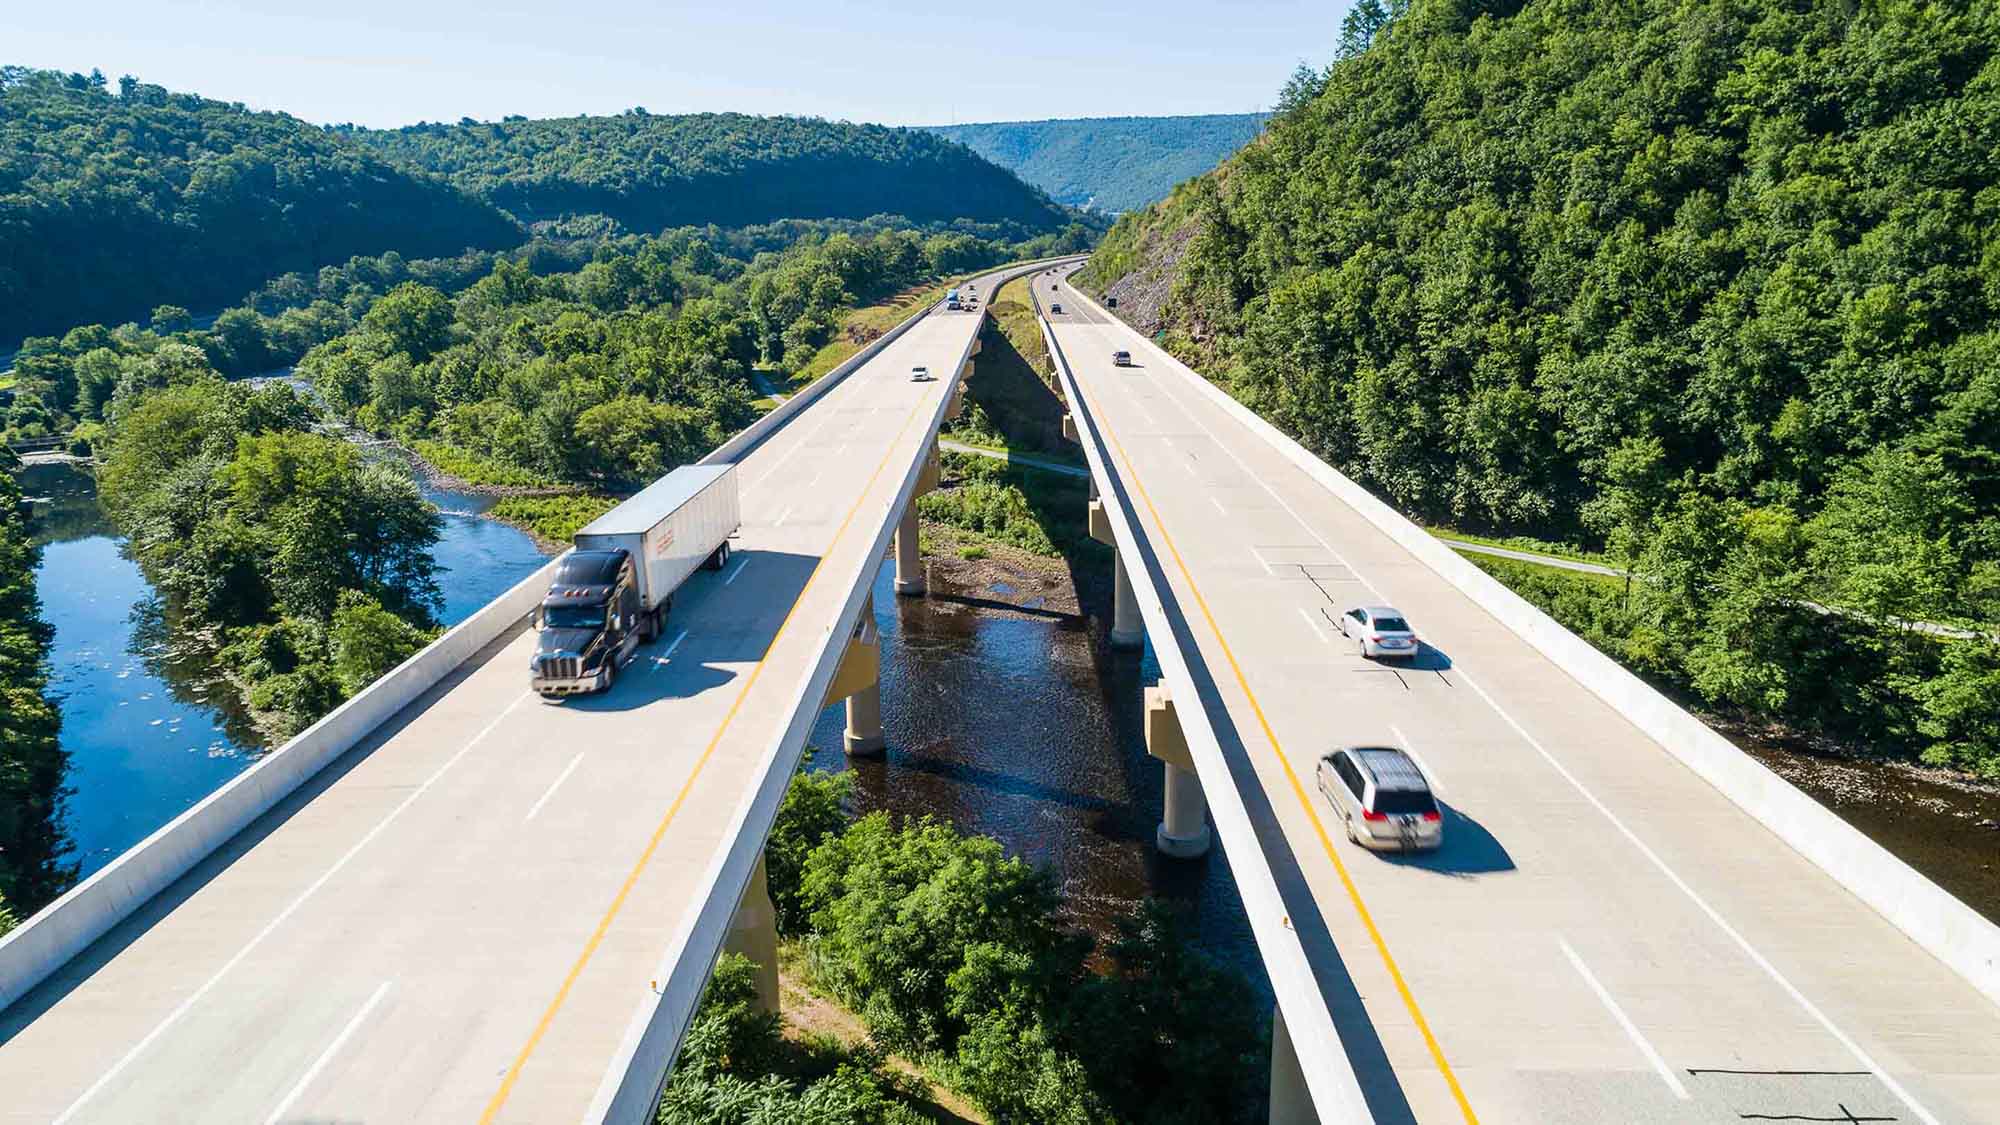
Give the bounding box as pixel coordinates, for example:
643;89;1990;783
21;459;549;879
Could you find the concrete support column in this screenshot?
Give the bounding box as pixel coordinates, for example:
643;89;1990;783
1110;550;1144;650
1146;685;1211;858
723;855;780;1015
831;596;885;757
894;502;925;596
845;681;884;757
1269;1004;1317;1125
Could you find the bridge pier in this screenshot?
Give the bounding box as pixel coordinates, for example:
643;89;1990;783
894;445;942;596
1145;685;1211;858
827;595;886;756
1089;497;1143;649
723;855;780;1015
1269;1004;1317;1125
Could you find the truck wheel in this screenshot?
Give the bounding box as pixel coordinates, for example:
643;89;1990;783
604;656;619;689
707;541;730;571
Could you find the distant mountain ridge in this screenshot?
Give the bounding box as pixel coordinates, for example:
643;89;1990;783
924;114;1265;213
349;113;1073;236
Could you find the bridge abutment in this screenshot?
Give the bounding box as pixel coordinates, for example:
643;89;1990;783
723;855;780;1015
1145;685;1211;858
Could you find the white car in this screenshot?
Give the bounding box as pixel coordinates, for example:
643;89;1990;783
910;365;933;382
1336;605;1419;659
1317;747;1443;851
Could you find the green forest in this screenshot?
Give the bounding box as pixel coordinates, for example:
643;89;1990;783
927;114;1267;214
661;770;1267;1125
351;112;1074;235
0;69;1088;354
0;67;521;349
1078;0;2000;774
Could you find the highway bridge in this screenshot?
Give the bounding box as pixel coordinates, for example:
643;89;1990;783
3;254;1998;1125
1039;268;2000;1124
0;260;1085;1123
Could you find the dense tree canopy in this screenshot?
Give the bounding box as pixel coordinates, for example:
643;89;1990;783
350;112;1074;235
0;67;521;349
1080;0;2000;772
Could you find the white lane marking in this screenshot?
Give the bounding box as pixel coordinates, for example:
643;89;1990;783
1089;316;1944;1125
1388;724;1445;798
723;558;750;586
1557;939;1688;1100
523;752;586;823
262;981;393;1124
1457;669;1939;1125
747;407;839;488
1297;606;1330;646
774;507;794;527
648;628;690;672
1210;495;1228;516
55;692;531;1124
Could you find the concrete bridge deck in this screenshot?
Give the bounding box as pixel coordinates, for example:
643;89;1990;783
1043;270;2000;1125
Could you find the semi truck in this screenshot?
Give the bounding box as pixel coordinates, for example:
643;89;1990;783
530;463;741;698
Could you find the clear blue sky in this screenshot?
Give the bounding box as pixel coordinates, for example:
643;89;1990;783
10;0;1348;128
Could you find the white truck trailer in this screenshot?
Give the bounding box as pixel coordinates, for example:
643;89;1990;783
530;463;741;697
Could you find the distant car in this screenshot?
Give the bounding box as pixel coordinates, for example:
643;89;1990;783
1051;303;1063;314
1318;747;1442;851
1051;284;1059;291
1112;350;1133;367
911;365;933;382
1107;297;1119;308
1336;605;1418;659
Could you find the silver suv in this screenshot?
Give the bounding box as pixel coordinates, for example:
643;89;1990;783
1317;747;1442;851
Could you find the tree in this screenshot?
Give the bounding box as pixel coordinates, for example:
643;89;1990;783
765;768;852;933
360;282;454;361
1337;0;1390;59
150;305;192;333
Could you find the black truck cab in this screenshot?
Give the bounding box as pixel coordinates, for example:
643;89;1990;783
530;549;648;697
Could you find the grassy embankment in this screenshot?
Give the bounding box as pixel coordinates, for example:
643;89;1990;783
786;276;967;392
922;275;1097;565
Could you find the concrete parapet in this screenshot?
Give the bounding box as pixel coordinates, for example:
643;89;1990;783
1146;686;1210;857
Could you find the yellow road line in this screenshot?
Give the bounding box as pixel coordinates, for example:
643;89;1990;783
480;393;933;1122
1094;402;1480;1123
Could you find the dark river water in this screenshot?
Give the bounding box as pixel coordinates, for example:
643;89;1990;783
807;565;1268;989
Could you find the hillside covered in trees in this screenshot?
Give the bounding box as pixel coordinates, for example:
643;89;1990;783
926;114;1265;213
1078;0;2000;774
351;113;1075;235
0;67;521;350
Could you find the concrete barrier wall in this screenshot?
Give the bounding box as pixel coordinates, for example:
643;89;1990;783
1062;281;2000;1010
588;257;1083;1124
1036;291;1378;1123
0;556;563;1013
